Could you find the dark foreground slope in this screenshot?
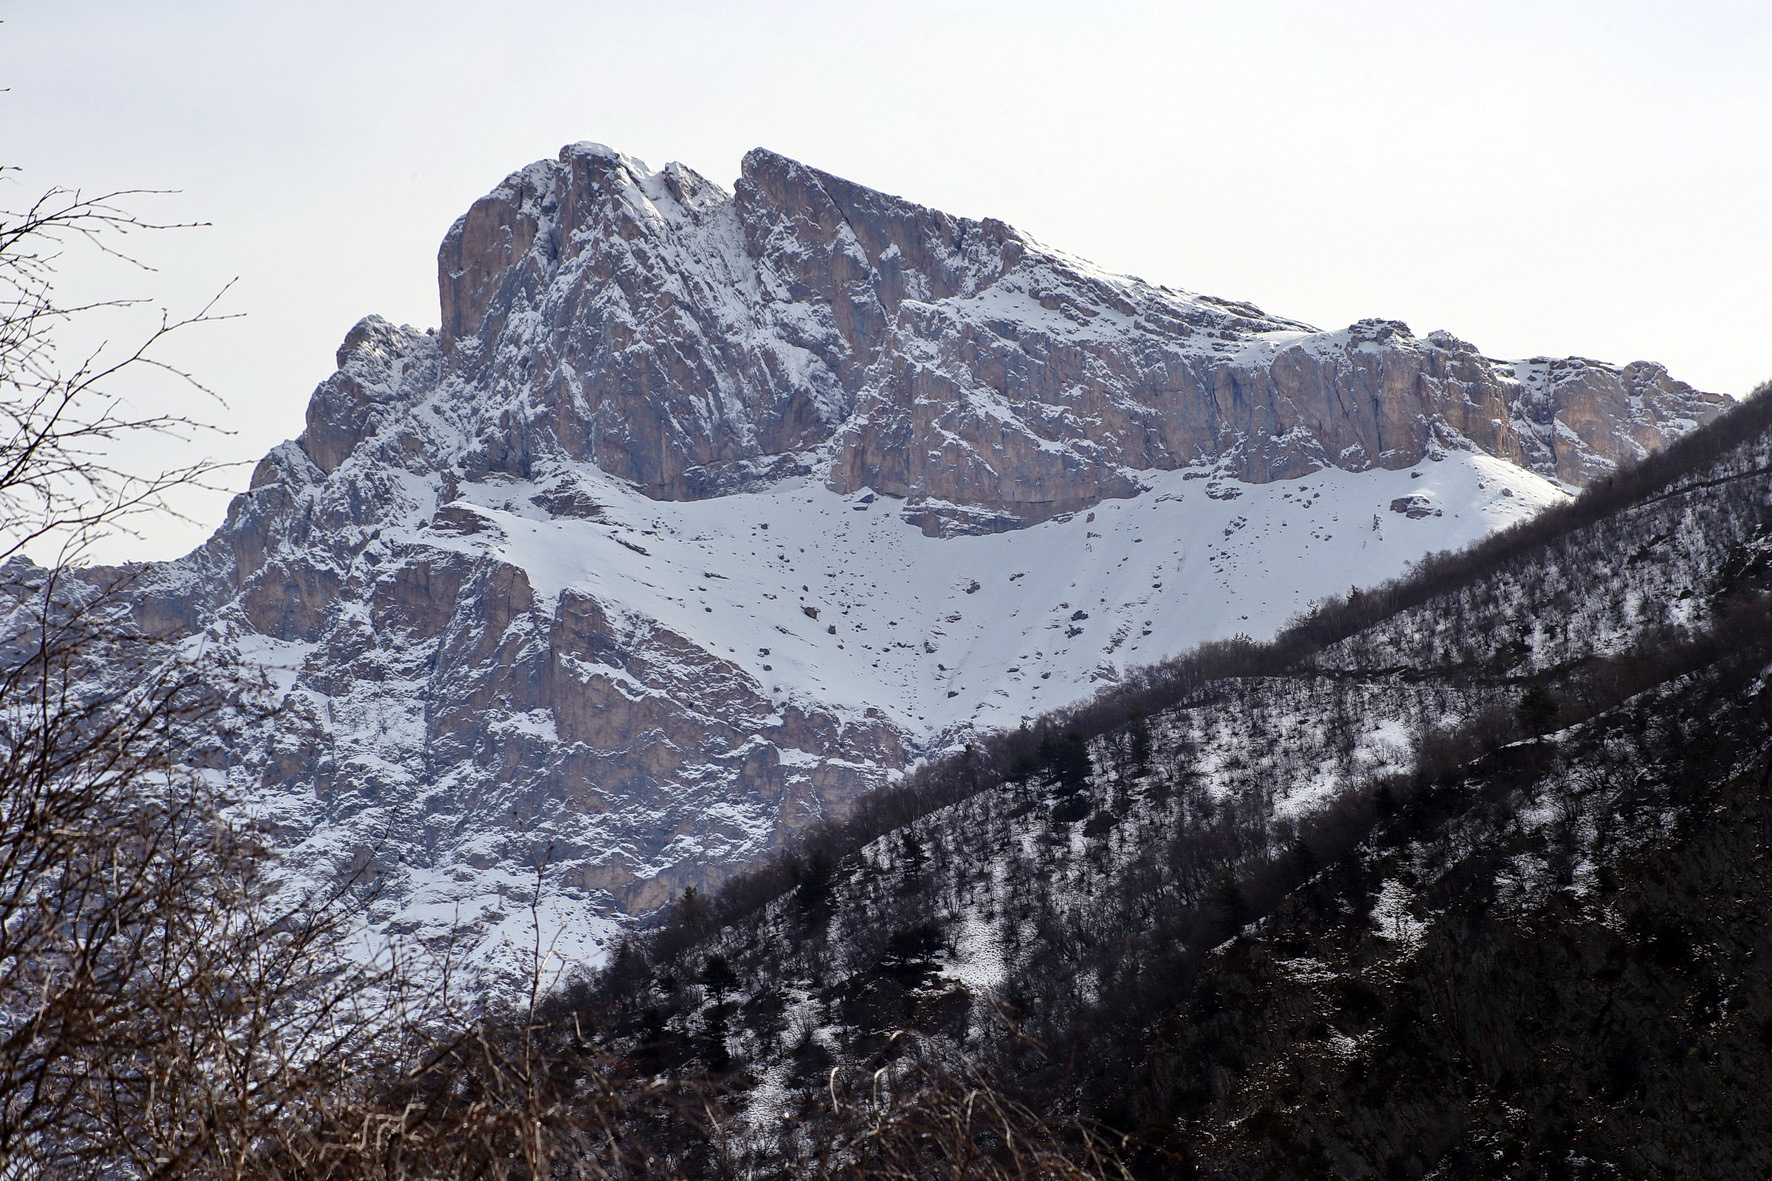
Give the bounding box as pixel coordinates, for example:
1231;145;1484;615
538;384;1772;1178
1132;618;1772;1179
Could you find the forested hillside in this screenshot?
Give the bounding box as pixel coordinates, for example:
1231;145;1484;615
546;383;1772;1178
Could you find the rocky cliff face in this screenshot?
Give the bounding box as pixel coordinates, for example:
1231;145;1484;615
114;142;1724;974
423;142;1721;532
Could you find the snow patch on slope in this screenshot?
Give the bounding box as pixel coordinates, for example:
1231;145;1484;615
419;451;1564;748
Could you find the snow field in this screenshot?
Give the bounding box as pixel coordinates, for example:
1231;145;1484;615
429;449;1565;751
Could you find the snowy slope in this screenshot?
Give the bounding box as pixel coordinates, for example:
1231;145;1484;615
439;449;1564;745
190;420;1562;991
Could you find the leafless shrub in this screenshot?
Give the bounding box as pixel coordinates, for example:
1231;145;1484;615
798;1035;1130;1181
0;583;710;1178
0;177;232;564
0;170;762;1181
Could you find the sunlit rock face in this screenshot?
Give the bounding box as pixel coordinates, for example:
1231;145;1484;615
434;142;1724;534
108;142;1724;973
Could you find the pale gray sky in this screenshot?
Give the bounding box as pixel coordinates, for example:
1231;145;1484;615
7;0;1770;560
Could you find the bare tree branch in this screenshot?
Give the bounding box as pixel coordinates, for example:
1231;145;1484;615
0;179;236;564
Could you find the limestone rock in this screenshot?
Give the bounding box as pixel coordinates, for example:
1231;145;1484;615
87;142;1728;975
425;144;1726;537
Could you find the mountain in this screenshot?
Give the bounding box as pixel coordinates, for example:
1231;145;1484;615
568;385;1772;1178
110;141;1725;973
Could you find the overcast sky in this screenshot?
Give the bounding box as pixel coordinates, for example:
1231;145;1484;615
7;0;1770;561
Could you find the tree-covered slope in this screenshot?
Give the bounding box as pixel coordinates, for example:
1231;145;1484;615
1120;625;1772;1179
556;385;1772;1178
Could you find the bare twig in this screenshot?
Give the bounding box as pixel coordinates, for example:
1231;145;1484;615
0;182;235;564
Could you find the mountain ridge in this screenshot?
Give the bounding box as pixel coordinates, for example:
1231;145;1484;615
420;141;1725;532
85;141;1727;973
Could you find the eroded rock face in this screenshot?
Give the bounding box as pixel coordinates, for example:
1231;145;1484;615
429;143;1725;535
435;146;853;502
105;142;1725;966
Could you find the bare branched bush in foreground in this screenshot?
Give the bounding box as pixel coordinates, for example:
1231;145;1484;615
0;178;429;1179
0;172;667;1181
798;1036;1130;1181
0;557;444;1177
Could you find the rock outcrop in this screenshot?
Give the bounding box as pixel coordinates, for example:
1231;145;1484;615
429;143;1724;534
101;142;1725;972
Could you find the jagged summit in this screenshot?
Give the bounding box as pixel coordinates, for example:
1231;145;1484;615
406;141;1728;534
112;143;1725;974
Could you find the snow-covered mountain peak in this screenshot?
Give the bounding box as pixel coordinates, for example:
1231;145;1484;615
103;142;1729;978
424;141;1726;533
